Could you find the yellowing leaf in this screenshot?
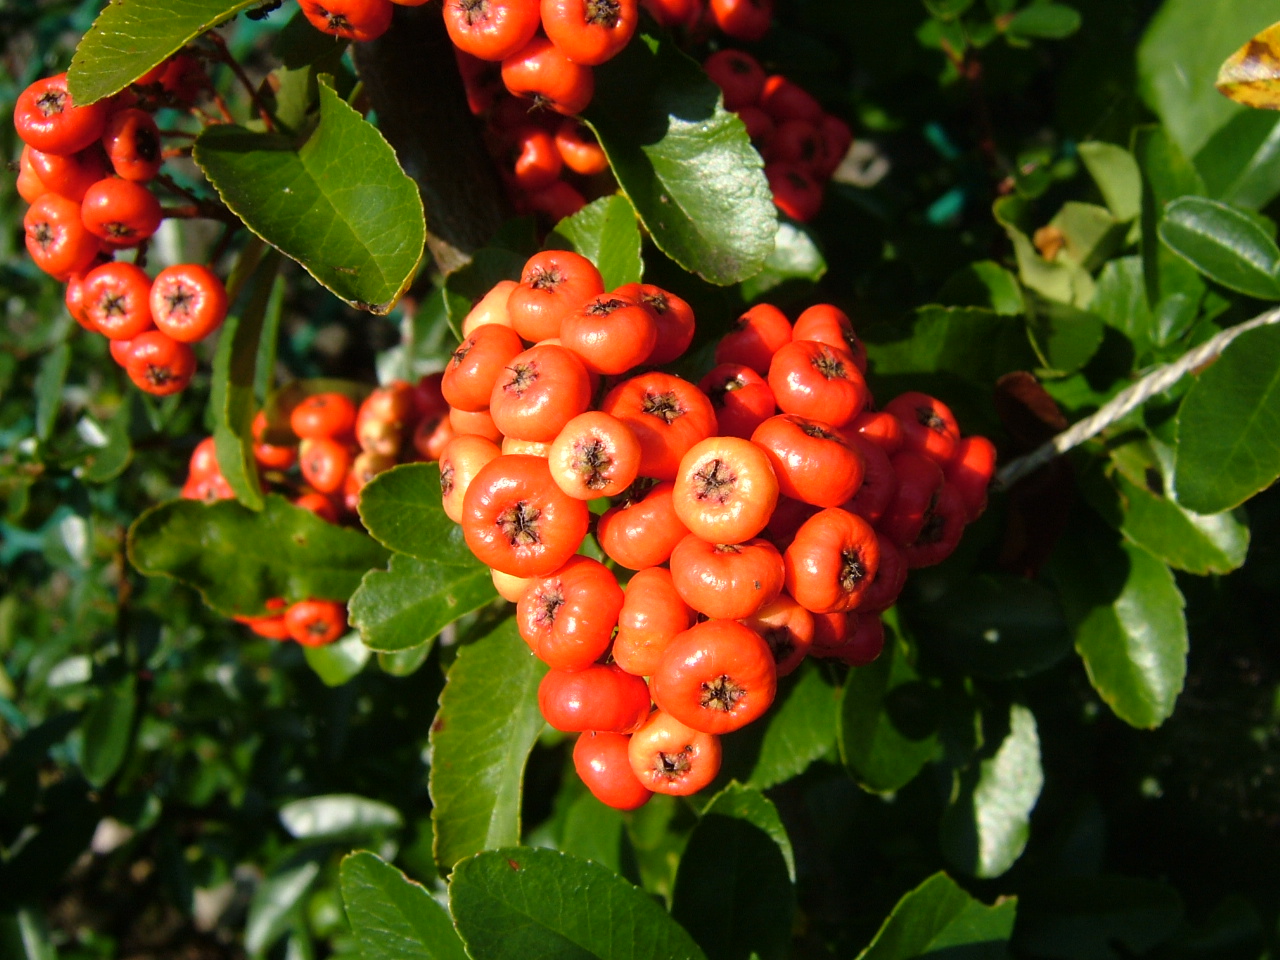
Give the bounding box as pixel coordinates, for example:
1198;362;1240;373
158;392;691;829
1217;22;1280;109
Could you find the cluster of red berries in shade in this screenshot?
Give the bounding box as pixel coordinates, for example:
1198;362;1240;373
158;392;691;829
301;0;640;116
15;63;228;395
180;377;457;645
704;48;852;222
298;0;779;118
433;248;996;809
460;63;606;224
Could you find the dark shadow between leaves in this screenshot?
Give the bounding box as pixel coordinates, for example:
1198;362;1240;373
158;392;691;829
672;813;794;960
588;26;719;149
883;680;943;742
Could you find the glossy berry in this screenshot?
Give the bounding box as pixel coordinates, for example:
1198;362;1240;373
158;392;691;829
125;331;197;395
628;710;721;796
650;620;776;735
83;261;155;340
14;73;108;155
150;264;228;342
101;108;163;181
574;732;652;810
284;599;347;647
80;177;163;247
501;36;596;116
299;0;395;42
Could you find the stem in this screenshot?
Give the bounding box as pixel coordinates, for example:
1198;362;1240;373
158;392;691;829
162;204;237;224
205;30;277;132
155;172;203;205
156;173;233;223
995;306;1280;490
352;4;510;276
209;85;235;124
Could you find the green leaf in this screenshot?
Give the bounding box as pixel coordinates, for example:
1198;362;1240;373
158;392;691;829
450;848;707;960
1102;446;1251;574
357;463;473;561
748;662;839;790
936;261;1026;316
1047;202;1126;272
430;619;546;873
941;705;1043;879
672;784;795;960
0;909;57;960
1137;0;1280;158
546;195;643;290
583;33;776;285
1091;256;1153;349
77;398;134;484
1174;322;1280;513
993;196;1095;307
739;221;828;302
1004;3;1080;40
1026;299;1105;375
340;852;469;960
280;795;402;841
68;0;260;104
1050;520;1187;729
838;631;940;793
211;250;282;511
557;791;628;874
34;343;70;444
245;858;322;956
1134;126;1208;313
378;643;434;677
1193;110;1280;210
349;553;496;653
702;782;795;879
193;76;425;314
1078;142;1142;223
1014;877;1183;960
908;574;1073;681
81;673;136;788
1158;197;1280;300
302;632;371;687
855;872;1016;960
127;494;389;617
925;0;975;19
865;306;1037;388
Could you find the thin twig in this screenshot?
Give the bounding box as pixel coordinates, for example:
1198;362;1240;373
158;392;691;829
162;203;237;224
193;105;222;126
209;85;235;124
204;31;276;132
155;172;204;206
994;306;1280;490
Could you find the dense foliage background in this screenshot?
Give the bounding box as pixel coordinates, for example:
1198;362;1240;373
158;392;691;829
3;0;1280;958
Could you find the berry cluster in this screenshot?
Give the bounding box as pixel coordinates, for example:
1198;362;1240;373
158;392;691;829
642;0;773;42
460;61;612;222
15;65;229;395
704;49;852;222
301;2;848;226
437;251;995;809
301;0;641;116
181;378;452;644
